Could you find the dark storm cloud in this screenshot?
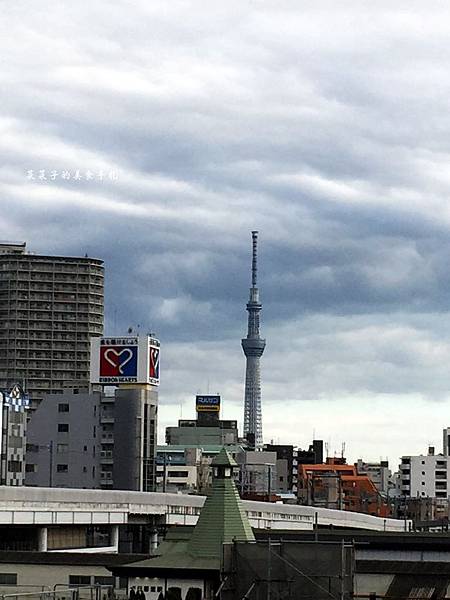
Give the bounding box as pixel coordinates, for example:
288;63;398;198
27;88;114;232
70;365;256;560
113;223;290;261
3;0;450;460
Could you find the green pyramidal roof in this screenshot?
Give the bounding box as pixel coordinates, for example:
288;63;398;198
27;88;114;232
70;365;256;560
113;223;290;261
188;448;255;558
211;447;238;467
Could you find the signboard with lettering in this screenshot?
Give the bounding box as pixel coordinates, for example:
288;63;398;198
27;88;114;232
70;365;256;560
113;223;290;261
196;395;221;413
90;336;160;385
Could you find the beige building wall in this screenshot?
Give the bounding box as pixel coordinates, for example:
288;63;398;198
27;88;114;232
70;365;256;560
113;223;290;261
0;563;119;594
354;573;394;596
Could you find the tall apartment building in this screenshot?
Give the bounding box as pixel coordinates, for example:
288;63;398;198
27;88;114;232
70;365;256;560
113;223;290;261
0;242;104;407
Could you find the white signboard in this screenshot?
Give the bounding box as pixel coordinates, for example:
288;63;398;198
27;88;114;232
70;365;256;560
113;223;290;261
90;335;160;385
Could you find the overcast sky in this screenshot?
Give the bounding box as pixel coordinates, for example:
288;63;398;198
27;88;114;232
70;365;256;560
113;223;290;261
3;1;450;468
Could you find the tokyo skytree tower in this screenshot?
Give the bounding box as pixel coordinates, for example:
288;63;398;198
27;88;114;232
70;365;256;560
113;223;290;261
241;231;266;448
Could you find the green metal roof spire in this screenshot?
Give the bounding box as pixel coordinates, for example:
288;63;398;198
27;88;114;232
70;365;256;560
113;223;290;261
188;448;255;558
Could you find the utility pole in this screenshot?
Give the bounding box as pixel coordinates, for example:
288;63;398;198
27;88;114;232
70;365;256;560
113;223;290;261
162;454;171;493
163;453;166;493
49;440;53;487
340;540;346;600
266;463;272;499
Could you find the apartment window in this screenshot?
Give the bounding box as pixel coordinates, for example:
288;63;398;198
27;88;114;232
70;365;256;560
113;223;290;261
58;424;69;433
119;578;128;590
9;412;23;424
0;574;17;585
56;464;68;473
7;461;22;473
94;577;114;586
26;444;39;453
57;444;68;453
25;464;36;473
69;576;91;586
168;471;189;478
58;403;70;413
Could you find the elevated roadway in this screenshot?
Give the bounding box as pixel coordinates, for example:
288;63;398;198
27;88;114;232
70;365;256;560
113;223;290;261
0;487;409;534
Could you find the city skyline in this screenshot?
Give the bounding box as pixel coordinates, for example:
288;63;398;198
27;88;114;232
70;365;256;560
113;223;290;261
3;3;450;467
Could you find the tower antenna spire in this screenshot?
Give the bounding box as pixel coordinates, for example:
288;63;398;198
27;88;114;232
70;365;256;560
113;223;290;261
251;230;258;287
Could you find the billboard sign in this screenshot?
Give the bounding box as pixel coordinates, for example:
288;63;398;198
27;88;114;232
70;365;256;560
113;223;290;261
90;336;160;385
0;384;30;440
196;395;220;413
149;343;160;384
4;385;30;411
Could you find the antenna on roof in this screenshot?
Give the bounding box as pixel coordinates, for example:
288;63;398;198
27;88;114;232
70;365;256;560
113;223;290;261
251;230;258;287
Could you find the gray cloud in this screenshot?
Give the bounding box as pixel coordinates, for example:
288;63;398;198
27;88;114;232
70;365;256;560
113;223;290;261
3;1;450;464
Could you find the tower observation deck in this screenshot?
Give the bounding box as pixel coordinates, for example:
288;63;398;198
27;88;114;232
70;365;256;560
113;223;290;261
241;231;266;448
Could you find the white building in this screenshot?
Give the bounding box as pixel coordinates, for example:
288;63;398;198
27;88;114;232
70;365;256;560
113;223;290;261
399;443;448;500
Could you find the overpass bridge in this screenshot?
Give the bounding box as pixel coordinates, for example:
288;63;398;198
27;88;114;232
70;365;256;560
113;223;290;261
0;486;409;553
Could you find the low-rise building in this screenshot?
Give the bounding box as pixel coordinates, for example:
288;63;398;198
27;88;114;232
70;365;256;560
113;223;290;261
356;459;392;495
236;450;277;497
156;445;244;494
264;444;296;493
25;384;158;491
165;395;238;447
298;459;390;517
398;444;449;500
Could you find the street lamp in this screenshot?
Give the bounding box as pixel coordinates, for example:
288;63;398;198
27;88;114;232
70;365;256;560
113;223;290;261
263;463;274;499
162;453;172;493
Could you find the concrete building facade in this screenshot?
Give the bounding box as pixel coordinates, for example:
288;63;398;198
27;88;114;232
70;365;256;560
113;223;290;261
265;444;296;493
0;242;104;408
25;385;158;491
113;387;158;492
166;421;238;447
25;389;100;488
166;395;238;447
356;459;392;495
399;447;450;500
236;450;277;497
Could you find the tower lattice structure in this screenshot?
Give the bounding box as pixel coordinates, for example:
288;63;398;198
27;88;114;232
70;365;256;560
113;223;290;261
241;231;266;448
